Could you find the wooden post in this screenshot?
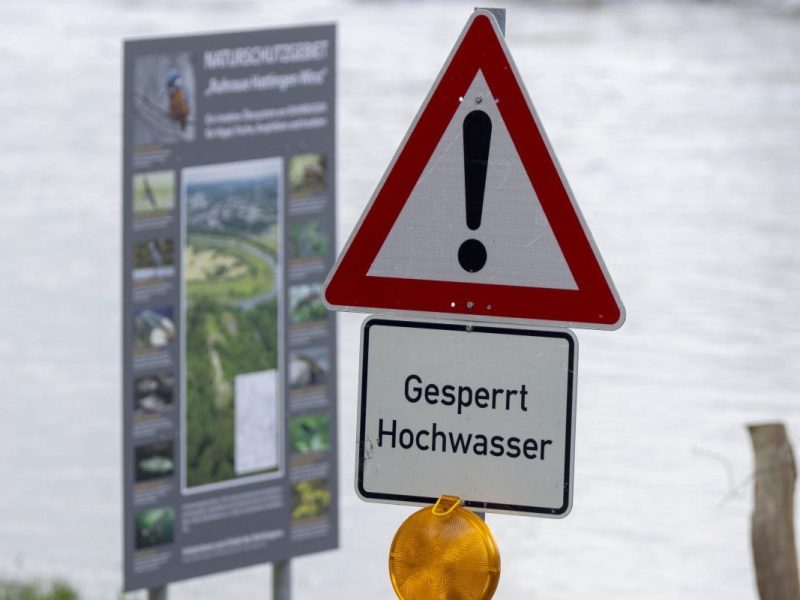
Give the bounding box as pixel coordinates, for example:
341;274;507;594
748;423;800;600
473;4;503;525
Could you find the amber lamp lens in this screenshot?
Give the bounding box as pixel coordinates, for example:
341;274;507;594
388;496;500;600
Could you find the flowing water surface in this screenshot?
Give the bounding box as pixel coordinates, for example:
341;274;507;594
1;0;799;597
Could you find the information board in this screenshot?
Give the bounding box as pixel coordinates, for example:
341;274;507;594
122;24;337;591
357;318;576;517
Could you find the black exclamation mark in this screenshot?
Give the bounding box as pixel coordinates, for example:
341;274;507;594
458;110;492;273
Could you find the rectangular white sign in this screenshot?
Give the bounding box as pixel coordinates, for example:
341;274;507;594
357;317;577;517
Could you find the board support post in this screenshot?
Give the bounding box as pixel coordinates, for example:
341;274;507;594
148;585;167;600
273;559;292;600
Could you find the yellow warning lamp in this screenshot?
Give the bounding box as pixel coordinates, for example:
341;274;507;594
389;495;501;600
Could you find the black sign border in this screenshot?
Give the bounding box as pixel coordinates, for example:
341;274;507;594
357;317;576;516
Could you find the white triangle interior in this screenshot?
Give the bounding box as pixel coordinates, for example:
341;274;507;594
367;71;578;291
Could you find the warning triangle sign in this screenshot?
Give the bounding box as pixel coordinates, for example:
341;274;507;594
324;10;625;330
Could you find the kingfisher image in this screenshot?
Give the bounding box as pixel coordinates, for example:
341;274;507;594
132;55;196;143
166;67;190;130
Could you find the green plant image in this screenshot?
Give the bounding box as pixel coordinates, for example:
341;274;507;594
184;162;281;489
291;479;331;520
290;414;330;454
133;238;174;269
288;219;329;259
135;440;175;482
185;299;278;487
132;170;175;217
135;507;175;549
288;153;326;200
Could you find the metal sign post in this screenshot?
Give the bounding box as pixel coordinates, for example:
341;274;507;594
474;6;504;524
148;585;167;600
273;559;291;600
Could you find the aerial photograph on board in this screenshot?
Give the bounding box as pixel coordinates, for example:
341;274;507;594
182;158;283;490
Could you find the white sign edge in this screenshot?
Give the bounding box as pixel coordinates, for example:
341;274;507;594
353;315;578;518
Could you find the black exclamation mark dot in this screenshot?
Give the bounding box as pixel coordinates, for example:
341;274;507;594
458;109;492;273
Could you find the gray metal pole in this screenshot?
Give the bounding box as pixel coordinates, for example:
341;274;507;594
148;585;168;600
476;7;506;36
273;559;291;600
472;6;505;525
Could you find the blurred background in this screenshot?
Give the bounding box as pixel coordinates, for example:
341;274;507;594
1;0;800;598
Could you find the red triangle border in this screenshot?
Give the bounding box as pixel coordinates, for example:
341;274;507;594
324;12;624;329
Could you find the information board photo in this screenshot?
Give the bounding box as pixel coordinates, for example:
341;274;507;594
122;24;337;591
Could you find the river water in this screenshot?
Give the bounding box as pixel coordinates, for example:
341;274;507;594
1;0;799;598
